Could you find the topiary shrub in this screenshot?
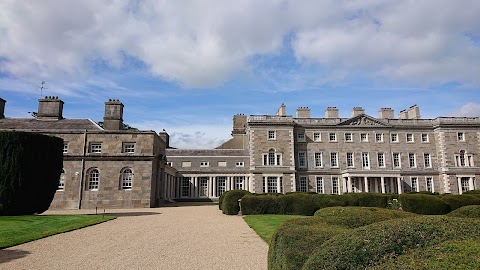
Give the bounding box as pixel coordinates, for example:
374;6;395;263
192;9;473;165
277;193;320;216
447;205;480;218
302;216;480;270
218;191;228;210
0;131;63;215
463;190;480;197
343;193;389;208
221;190;251;215
314;207;416;228
314;194;349;209
440;194;480;210
269;217;348;270
399;193;450;215
240;194;281;215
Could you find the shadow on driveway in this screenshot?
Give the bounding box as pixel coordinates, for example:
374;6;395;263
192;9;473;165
0;249;31;264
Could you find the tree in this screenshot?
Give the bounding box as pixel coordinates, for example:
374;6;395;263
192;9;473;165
0;131;63;215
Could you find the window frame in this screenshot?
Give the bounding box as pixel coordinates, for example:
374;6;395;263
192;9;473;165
89;142;102;154
360;133;368;142
63;143;68;154
421;133;429;143
424;153;431;168
377;153;385;168
409;153;417;168
200;161;210;167
316;176;324;194
313;132;321;142
375;133;384;143
406;133;414;143
314;152;323;167
391;133;399;143
299;176;308;192
330;152;338;168
58;169;65;190
121;168;133;190
457;132;465;141
346;152;354;168
344;133;353;142
87;169;100;191
122;142;135;154
268;130;276;140
235;161;244;167
298;151;307;168
362;152;370;169
297;133;306;142
329;133;337;142
393;153;401;168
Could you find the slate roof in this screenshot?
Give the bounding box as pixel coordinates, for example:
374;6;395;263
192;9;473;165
166;149;249;157
0;118;103;131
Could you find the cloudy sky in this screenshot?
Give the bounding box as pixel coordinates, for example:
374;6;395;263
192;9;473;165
1;1;479;148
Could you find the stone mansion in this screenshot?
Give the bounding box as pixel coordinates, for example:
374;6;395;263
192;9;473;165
0;97;479;209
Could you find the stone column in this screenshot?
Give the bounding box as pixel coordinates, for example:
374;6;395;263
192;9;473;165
364;177;369;193
342;177;347;194
374;178;379;193
213;177;217;197
347;177;352;193
470;177;475;191
397;177;403;194
389;178;394;193
277;177;281;193
381;177;386;193
457;177;462;194
208;176;212;197
264;176;268;193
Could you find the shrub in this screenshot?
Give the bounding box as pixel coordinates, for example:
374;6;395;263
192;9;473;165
343;193;389;208
241;194;280;215
448;205;480;218
399;193;450;215
277;193;320;216
269;217;348;270
302;216;480;270
440;194;480;210
221;190;251;215
463;190;480;197
0;131;63;215
218;191;227;210
314;207;416;228
314;194;349;209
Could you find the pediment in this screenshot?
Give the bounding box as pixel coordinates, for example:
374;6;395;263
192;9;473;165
337;114;391;127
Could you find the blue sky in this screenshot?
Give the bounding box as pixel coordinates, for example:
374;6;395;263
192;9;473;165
1;1;480;148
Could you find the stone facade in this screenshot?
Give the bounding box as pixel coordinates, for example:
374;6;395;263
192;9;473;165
167;104;479;198
0;97;175;209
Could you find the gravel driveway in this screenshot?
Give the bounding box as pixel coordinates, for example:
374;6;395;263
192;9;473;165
0;203;268;270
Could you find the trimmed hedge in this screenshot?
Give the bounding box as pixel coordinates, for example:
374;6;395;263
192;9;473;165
269;217;348;270
221;190;251;215
343;193;389;208
277;193;320;216
314;207;416;228
399;193;450;215
0;131;63;215
447;205;480;218
241;194;281;215
302;216;480;270
440;194;480;210
463;190;480;198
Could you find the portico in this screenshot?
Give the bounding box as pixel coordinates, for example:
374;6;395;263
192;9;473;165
179;174;251;198
341;171;403;194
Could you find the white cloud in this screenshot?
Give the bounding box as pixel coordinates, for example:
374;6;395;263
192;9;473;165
448;102;480;117
1;0;479;90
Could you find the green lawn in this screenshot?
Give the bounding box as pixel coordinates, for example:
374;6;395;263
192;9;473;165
0;215;116;248
243;214;306;243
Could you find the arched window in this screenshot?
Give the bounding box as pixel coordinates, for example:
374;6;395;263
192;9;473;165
459;150;466;167
58;169;65;190
88;169;99;190
263;149;282;166
121;168;133;189
268;149;276;165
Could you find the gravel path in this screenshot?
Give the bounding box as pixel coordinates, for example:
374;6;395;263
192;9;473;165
0;203;268;270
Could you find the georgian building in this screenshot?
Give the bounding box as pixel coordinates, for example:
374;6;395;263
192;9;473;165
0;97;176;209
169;104;479;198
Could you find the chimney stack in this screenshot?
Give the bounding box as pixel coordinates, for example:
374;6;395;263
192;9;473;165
325;107;339;118
159;130;170;148
296;107;311;118
37;96;64;121
398;105;421;119
276;103;287;116
103;99;124;130
0;98;5;119
351;107;364;117
378;108;394;119
232;114;247;135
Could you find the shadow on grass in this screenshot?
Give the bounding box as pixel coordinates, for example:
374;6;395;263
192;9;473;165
0;249;31;263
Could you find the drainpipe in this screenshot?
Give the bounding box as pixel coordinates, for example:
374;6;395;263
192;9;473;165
77;129;87;209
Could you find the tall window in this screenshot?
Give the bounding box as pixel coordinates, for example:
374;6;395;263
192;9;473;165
268;130;276;140
393;153;401;168
298;152;306;168
297;133;306;142
63;143;68;154
314;152;323;167
88;169;99;190
316;177;324;194
122;142;135;153
313;133;321;142
362;152;370;169
58;169;65;190
199;177;209;196
267;176;278;193
377;153;385;167
426;177;433;192
424;154;431;168
421;134;429;142
411;177;418;192
375;133;383;142
346;153;354;167
181;177;190;197
461;177;470;193
234;176;244;190
330;152;338;167
299;176;308;192
345;133;353;142
121;168;133;189
457;132;465;141
329;133;337;142
217;176;227;196
455;150;473;167
332;177;339;194
264;149;281;166
409;153;416;168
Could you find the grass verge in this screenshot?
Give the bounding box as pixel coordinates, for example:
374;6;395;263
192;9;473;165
243;214;306;243
0;215;116;248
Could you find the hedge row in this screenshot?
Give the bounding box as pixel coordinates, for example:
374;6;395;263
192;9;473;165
269;207;415;270
447;205;480;218
238;192;480;216
302;216;480;269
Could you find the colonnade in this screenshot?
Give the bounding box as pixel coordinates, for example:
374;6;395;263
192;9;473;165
179;175;251;198
343;176;403;194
